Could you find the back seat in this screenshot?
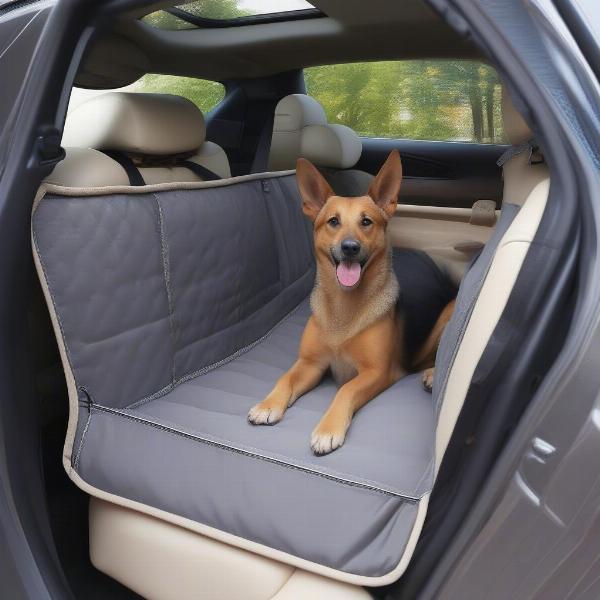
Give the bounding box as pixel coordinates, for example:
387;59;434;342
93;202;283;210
268;93;374;196
53;92;231;186
32;88;549;598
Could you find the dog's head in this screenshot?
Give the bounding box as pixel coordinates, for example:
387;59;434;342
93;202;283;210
296;150;402;291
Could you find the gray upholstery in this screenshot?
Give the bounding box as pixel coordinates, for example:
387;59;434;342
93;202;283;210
33;177;312;408
76;302;432;577
32;171;520;580
432;203;520;411
33;174;432;578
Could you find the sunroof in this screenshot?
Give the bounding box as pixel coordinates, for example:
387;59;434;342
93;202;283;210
143;1;322;30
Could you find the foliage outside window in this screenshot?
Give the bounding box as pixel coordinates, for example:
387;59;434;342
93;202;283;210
143;0;314;29
127;74;225;114
305;61;506;144
69;75;225;117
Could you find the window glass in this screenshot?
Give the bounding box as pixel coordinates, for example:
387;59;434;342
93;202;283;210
304;61;506;144
143;0;317;30
69;75;225;115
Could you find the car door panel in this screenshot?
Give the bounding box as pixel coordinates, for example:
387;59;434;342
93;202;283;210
358;137;506;209
392;204;497;283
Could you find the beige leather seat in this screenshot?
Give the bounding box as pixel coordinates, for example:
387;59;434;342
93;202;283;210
50;92;231;187
40;87;548;600
83;88;549;599
268;93;374;196
43;90;371;600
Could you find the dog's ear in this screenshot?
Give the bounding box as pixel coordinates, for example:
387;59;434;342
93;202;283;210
296;158;334;221
368;150;402;217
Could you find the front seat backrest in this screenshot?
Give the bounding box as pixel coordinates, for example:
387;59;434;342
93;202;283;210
268;94;373;196
56;92;230;186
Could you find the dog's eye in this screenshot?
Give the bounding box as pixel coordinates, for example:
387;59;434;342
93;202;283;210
328;216;340;227
361;217;373;227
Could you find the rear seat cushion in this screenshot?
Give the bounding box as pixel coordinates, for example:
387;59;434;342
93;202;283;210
32;87;549;582
89;498;371;600
75;300;432;578
32;173;436;586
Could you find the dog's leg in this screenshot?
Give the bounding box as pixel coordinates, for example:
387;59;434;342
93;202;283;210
311;368;392;455
248;358;326;425
248;316;329;425
413;299;456;391
422;367;435;392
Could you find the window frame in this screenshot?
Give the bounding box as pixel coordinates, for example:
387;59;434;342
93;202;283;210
151;7;325;29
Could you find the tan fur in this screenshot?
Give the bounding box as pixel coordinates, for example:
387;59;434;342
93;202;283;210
418;298;456;391
414;298;456;373
248;151;453;455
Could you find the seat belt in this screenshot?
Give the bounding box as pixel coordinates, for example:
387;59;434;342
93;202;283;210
175;159;221;181
99;150;145;186
99;150;222;184
250;108;275;174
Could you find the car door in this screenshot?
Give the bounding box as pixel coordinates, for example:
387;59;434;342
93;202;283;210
0;2;85;599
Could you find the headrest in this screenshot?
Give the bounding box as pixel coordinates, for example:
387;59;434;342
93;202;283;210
501;87;532;145
272;93;328;131
63;92;206;155
268;94;362;171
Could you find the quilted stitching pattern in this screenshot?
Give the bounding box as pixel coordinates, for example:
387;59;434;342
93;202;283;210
33;177;313;408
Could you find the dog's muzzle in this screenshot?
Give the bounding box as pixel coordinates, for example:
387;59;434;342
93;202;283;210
331;240;368;289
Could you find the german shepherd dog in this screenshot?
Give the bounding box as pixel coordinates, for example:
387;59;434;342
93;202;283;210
248;151;454;455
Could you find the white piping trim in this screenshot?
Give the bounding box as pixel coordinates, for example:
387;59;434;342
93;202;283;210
41;169;297;197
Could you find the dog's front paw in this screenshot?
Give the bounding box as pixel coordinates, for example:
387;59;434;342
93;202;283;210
310;425;347;456
247;401;284;425
422;368;434;392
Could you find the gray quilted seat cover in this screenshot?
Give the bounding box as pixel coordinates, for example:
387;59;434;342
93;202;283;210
75;301;432;578
32;172;518;582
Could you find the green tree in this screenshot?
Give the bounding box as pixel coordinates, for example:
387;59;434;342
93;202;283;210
305;60;505;143
128;75;225;114
143;0;250;29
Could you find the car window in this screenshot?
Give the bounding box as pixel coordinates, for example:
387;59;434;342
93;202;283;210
304;60;506;144
143;0;318;30
69;74;225;115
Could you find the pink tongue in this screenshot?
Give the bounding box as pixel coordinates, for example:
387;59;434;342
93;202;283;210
336;261;361;287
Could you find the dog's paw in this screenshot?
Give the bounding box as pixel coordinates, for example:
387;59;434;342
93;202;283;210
422;368;434;393
247;402;284;425
310;427;346;456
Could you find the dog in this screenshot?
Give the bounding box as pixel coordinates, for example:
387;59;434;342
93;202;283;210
248;150;454;455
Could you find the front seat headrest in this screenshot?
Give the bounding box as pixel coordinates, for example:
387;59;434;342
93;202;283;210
62;92;206;156
268;94;362;171
501;87;533;146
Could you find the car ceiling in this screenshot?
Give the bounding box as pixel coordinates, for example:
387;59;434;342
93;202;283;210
76;0;482;88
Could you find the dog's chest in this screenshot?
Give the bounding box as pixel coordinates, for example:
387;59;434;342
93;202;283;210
330;355;357;386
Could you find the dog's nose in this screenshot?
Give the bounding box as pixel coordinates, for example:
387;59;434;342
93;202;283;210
341;239;361;258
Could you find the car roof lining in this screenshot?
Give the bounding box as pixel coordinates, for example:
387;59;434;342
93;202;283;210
76;0;483;89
